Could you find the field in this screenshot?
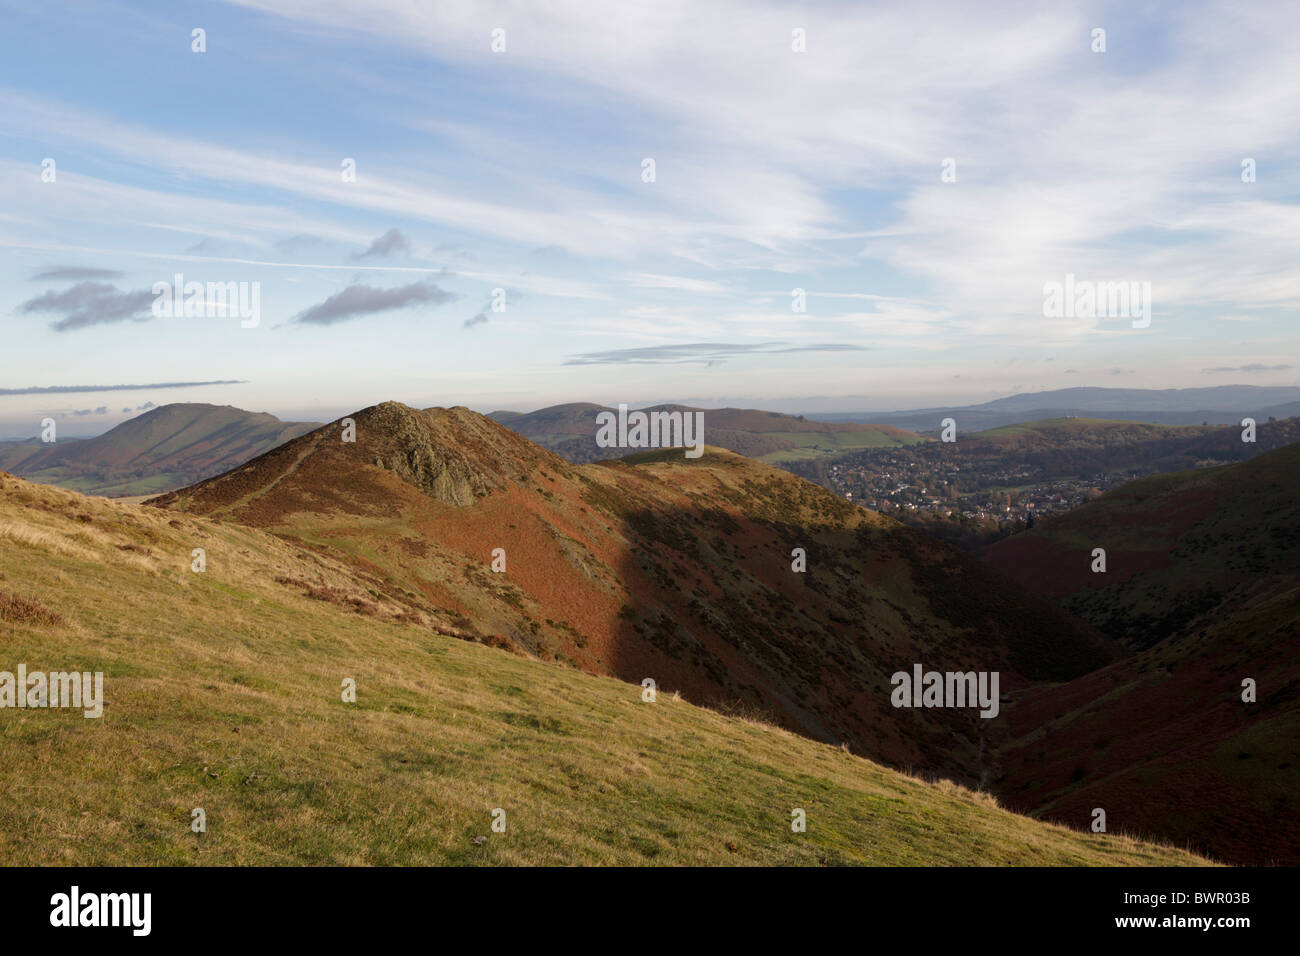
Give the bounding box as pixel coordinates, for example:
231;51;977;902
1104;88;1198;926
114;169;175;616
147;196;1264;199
756;429;928;463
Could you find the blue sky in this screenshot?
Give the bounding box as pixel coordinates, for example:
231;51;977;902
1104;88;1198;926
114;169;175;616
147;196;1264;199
2;0;1298;437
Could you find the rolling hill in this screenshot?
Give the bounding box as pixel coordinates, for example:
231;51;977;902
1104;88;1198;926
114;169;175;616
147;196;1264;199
0;403;320;497
811;385;1300;433
147;401;1114;784
0;471;1208;865
968;416;1300;472
984;445;1300;864
489;402;925;464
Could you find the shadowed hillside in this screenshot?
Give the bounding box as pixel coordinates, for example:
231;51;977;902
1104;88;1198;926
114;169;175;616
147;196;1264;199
985;445;1300;864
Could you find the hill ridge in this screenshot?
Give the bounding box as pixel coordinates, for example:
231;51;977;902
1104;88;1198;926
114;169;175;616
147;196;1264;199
148;400;1117;787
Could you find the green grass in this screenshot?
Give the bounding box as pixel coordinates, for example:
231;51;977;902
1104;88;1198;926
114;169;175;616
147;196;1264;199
758;429;927;463
975;418;1198;439
0;478;1211;866
17;468;187;498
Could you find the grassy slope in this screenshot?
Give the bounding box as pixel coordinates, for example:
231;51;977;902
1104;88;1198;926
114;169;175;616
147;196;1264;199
0;475;1207;865
756;428;927;463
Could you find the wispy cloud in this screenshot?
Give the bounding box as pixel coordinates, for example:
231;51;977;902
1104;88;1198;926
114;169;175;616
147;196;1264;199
0;382;243;396
30;266;124;281
293;280;455;326
1202;363;1295;373
627;273;727;294
274;234;326;252
565;342;869;366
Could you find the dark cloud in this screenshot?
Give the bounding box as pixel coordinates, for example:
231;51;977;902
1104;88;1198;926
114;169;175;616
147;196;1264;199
1202;363;1294;373
0;382;241;396
30;266;124;281
1104;367;1134;375
293;280;454;326
19;281;154;332
72;406;110;416
464;311;488;328
355;228;412;260
564;342;869;366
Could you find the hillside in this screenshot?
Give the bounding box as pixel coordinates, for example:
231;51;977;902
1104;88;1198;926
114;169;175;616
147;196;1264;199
984;441;1300;646
984;445;1300;864
0;403;320;497
490;402;925;464
148;402;1114;784
0;472;1208;865
972;416;1300;471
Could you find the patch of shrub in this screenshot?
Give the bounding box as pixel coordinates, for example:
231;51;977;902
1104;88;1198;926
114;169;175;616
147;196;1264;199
0;591;64;626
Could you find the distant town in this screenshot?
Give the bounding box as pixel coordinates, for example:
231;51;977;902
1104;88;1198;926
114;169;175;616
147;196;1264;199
824;454;1144;524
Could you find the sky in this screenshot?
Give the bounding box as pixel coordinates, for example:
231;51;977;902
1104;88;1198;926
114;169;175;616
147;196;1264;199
1;0;1298;437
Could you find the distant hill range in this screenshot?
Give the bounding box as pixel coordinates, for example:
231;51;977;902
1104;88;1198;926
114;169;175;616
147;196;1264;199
0;403;320;497
489;402;924;464
809;385;1300;432
984;444;1300;864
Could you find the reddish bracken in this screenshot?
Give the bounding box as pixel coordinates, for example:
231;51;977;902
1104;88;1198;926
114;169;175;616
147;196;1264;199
0;590;65;627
